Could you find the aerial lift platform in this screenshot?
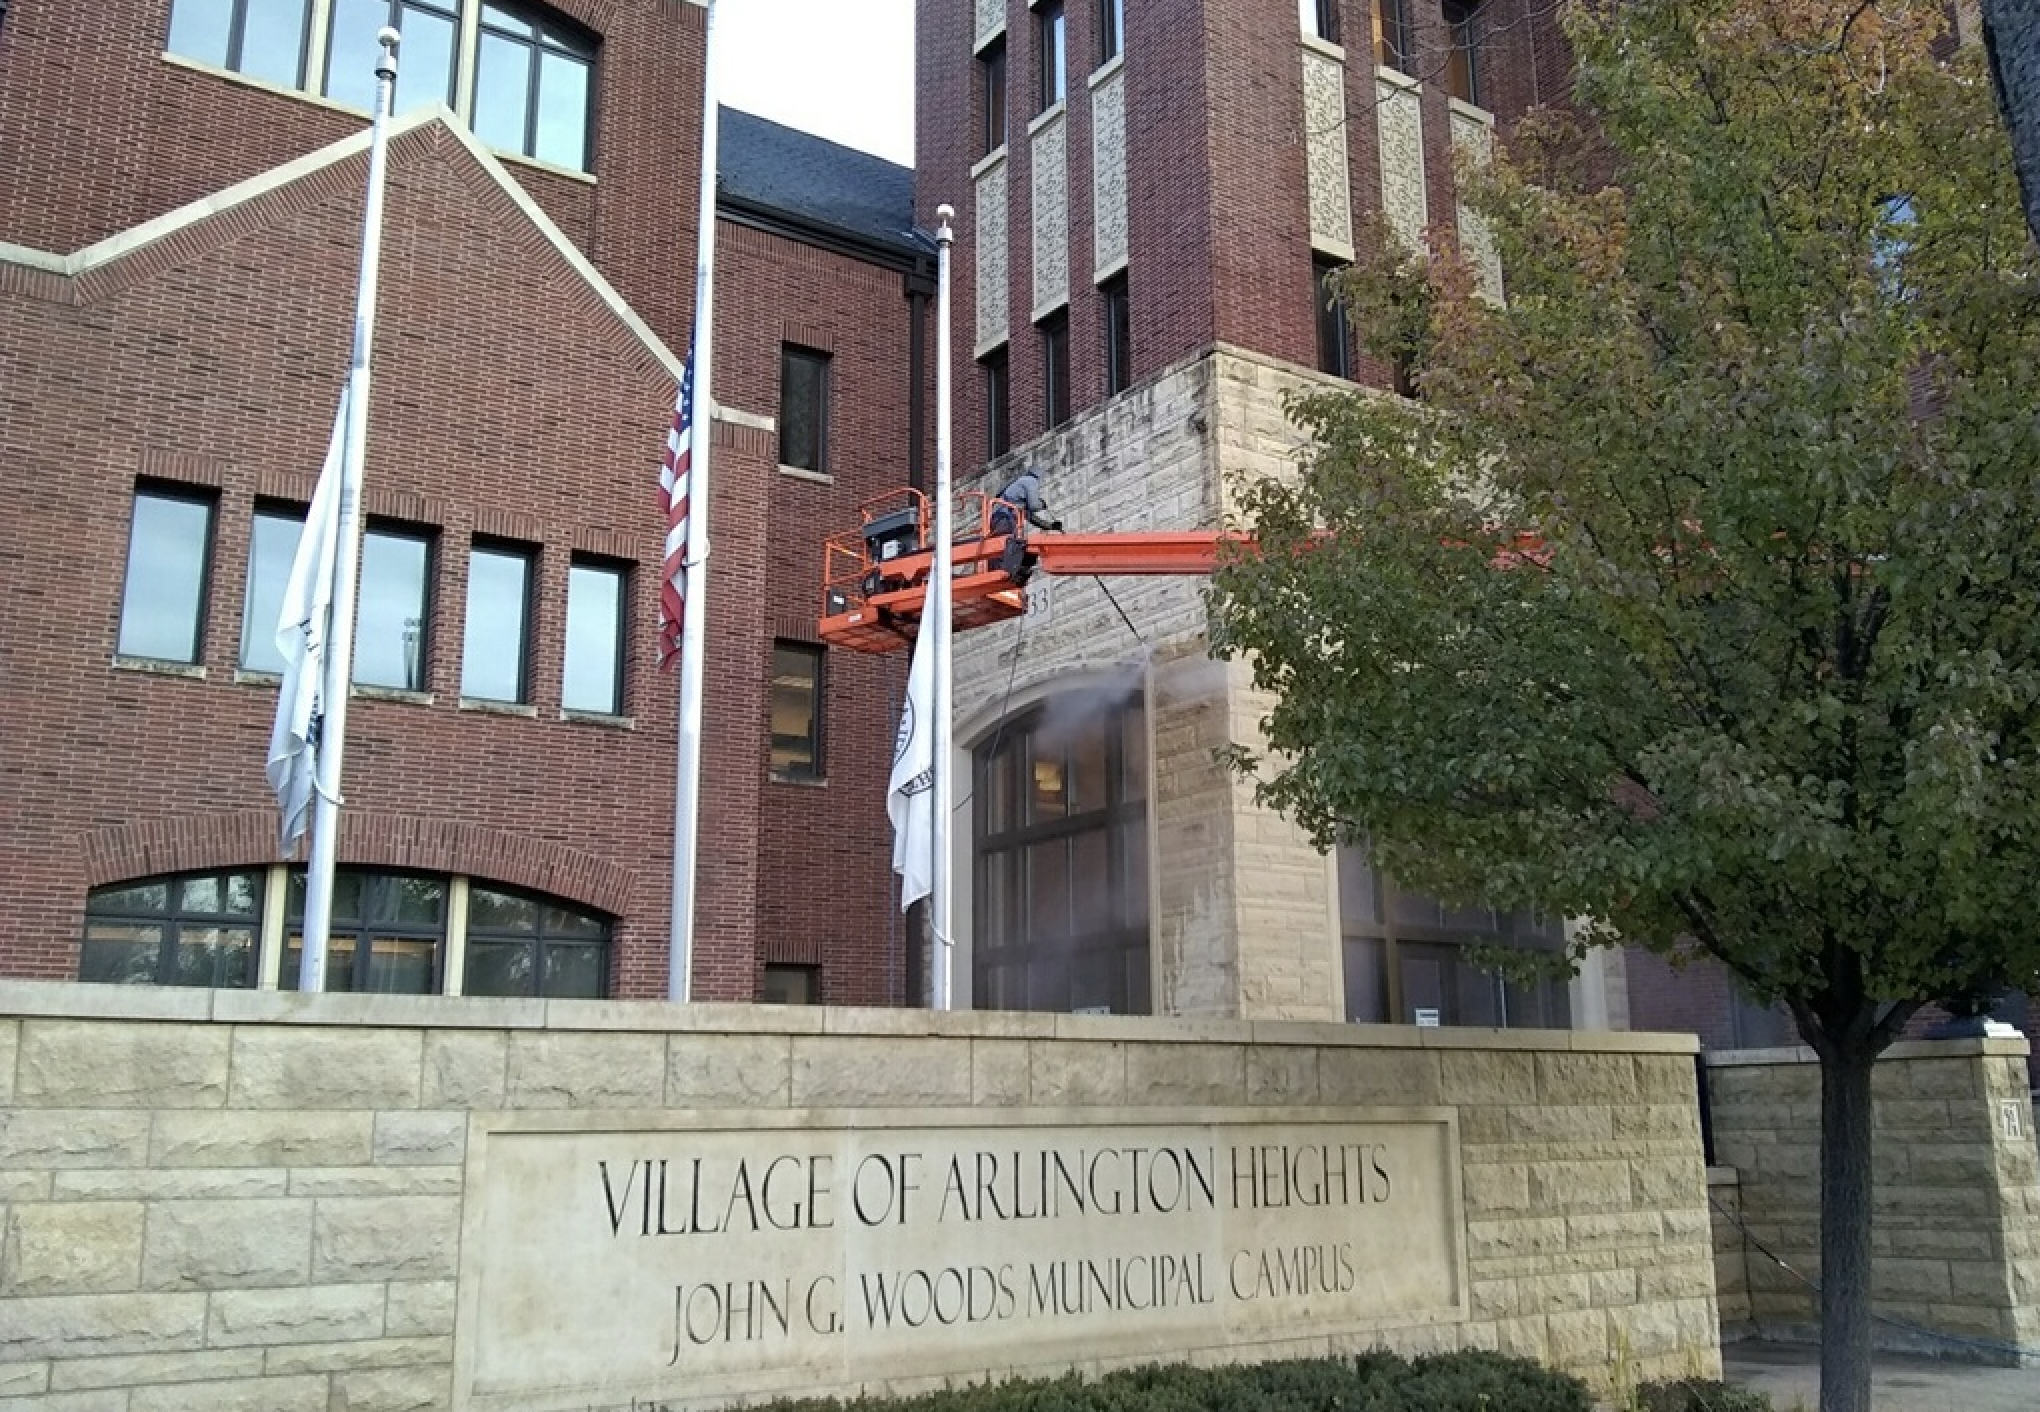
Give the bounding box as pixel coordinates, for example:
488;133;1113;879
818;488;1247;652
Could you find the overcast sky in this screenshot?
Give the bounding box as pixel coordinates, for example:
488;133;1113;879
717;0;917;166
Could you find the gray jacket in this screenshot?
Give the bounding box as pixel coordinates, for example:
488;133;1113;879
997;471;1058;530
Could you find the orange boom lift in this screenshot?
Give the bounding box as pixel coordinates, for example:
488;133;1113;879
818;488;1249;652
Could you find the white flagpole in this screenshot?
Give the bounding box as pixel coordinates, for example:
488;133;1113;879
299;27;400;991
670;0;720;1002
930;205;956;1011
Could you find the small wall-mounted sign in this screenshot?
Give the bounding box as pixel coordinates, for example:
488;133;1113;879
2001;1099;2026;1141
1413;1008;1442;1029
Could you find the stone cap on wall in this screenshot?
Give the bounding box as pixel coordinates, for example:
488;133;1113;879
0;979;1700;1055
1706;1036;2032;1066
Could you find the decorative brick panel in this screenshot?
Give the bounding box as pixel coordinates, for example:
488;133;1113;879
1090;65;1128;277
1302;46;1352;255
1030;110;1070;320
1376;72;1428;251
974;156;1010;353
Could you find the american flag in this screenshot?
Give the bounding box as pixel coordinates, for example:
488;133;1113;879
657;350;693;669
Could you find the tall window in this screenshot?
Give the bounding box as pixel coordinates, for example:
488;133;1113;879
979;37;1008;155
167;0;309;87
770;642;824;782
1035;0;1065;112
240;505;303;674
1040;310;1071;429
1443;0;1483;106
1096;0;1122;65
1372;0;1410;72
117;486;215;664
464;883;610;998
975;690;1149;1014
983;347;1011;459
1101;274;1131;397
82;872;260;988
1299;0;1338;44
358;525;432;690
166;0;600;172
283;869;447;993
779;345;831;473
473;2;596;169
1313;254;1352;378
461;541;534;703
1337;846;1571;1027
324;0;458;115
562;558;626;715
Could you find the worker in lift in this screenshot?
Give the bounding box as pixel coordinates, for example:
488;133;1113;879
990;464;1064;538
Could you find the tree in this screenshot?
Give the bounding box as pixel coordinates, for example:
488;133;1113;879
1208;4;2040;1410
1981;0;2040;245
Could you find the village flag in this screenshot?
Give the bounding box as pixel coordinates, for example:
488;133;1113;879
889;625;935;910
265;386;349;856
657;349;694;668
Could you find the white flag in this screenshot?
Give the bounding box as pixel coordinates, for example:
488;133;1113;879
889;625;935;910
265;387;349;857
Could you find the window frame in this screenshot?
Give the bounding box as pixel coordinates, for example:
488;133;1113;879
1040;309;1071;429
1372;0;1410;73
1313;254;1352;379
82;870;262;989
283;867;451;995
357;521;435;692
1300;0;1338;44
117;482;218;666
460;539;536;704
777;344;832;474
1035;0;1066;113
1442;0;1483;107
1096;0;1122;66
983;347;1012;460
1101;273;1131;397
769;641;825;783
473;0;599;170
463;881;612;999
979;36;1008;156
562;555;629;717
761;962;821;1005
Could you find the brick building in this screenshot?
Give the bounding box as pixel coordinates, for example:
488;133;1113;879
0;0;929;1004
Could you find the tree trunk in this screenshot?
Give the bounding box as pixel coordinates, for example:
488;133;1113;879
1982;0;2040;248
1817;1043;1878;1412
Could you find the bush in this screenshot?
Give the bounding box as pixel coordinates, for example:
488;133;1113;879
744;1352;1595;1412
1633;1379;1774;1412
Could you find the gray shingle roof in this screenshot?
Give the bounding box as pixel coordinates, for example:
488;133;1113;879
717;107;924;258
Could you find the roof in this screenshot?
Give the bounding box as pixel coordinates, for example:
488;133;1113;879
717;107;926;262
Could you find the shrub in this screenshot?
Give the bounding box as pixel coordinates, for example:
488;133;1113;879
1634;1379;1774;1412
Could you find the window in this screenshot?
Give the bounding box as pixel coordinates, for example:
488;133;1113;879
464;883;611;998
563;558;626;715
1096;0;1122;65
473;2;597;169
325;0;458;115
778;345;831;473
1035;0;1065;112
761;963;821;1005
167;0;309;87
1337;846;1571;1028
283;868;447;993
165;0;599;172
1299;0;1338;44
983;347;1012;459
82;872;260;988
979;37;1007;155
1443;0;1482;106
461;541;534;703
770;642;824;782
1040;310;1070;428
1101;274;1131;397
975;690;1149;1014
1313;255;1352;378
1372;0;1410;72
240;505;303;674
358;525;432;690
117;486;215;664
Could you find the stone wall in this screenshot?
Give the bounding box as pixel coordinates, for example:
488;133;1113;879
1705;1040;2040;1365
1;982;1719;1409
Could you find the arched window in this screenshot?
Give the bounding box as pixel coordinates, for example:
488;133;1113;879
973;689;1148;1014
1337;846;1570;1028
80;865;610;997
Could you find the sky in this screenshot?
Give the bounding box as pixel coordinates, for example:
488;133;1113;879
716;0;918;167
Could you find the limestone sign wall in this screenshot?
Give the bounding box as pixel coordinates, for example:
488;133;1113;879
0;982;1719;1410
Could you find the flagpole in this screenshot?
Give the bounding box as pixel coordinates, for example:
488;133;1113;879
930;205;956;1011
670;0;720;1002
299;27;400;991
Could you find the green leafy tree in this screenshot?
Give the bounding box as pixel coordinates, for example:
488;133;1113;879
1209;4;2040;1409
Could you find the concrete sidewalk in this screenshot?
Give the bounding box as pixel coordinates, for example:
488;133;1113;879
1722;1340;2039;1411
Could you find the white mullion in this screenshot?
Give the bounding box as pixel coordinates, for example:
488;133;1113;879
454;0;481;126
305;0;334;96
258;863;289;989
443;875;470;995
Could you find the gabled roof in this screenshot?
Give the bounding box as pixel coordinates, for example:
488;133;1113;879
717;106;927;265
